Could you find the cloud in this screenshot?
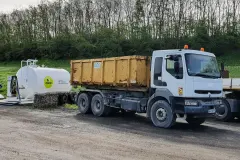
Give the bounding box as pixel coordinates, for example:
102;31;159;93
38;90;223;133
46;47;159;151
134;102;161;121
0;0;53;13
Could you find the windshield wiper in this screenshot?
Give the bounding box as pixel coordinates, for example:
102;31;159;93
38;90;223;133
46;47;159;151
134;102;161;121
193;73;219;79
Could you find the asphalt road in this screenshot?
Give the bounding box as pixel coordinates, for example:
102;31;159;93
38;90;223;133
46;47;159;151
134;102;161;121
0;105;239;160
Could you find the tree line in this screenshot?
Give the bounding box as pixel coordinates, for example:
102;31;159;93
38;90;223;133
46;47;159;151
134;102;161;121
0;0;239;61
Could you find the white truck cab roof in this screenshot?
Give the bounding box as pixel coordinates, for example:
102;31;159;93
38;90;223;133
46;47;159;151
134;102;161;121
152;49;216;58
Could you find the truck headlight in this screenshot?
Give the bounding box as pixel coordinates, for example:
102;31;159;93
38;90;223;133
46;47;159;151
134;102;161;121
214;100;222;105
185;100;198;106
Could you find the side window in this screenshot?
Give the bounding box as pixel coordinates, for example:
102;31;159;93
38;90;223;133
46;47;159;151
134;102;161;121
166;55;183;79
153;57;164;86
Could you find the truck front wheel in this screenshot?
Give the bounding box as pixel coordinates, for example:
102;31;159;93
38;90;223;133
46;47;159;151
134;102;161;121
77;93;91;114
150;100;176;128
186;116;205;126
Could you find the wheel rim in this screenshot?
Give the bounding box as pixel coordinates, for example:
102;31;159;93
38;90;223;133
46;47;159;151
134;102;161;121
94;100;101;111
80;99;86;108
63;95;68;103
216;104;227;117
156;108;167;121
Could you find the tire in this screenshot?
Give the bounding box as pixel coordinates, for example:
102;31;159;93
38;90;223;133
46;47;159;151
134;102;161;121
150;100;176;129
62;94;68;104
215;99;233;122
91;94;110;117
77;93;91;114
186;116;205;126
59;94;68;105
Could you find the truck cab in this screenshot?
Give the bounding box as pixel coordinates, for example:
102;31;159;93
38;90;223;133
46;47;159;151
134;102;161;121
147;46;223;128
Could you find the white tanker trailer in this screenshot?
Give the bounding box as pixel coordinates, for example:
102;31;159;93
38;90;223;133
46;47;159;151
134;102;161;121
0;59;73;106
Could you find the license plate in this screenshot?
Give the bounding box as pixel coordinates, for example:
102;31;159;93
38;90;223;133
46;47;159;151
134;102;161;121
208;108;216;114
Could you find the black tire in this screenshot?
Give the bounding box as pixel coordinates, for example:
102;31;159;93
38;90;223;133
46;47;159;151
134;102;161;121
215;99;233;122
77;93;91;114
59;94;68;105
150;100;176;129
91;94;110;117
186;116;205;126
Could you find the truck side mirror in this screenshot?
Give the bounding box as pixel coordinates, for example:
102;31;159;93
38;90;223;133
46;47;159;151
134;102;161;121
165;55;171;59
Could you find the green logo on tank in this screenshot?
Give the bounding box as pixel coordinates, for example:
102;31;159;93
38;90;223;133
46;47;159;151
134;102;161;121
44;76;54;88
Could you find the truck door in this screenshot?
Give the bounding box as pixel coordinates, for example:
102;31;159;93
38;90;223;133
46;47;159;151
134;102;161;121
151;54;185;97
163;54;185;97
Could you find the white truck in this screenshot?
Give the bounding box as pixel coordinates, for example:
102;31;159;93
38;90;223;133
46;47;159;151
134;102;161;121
71;45;224;128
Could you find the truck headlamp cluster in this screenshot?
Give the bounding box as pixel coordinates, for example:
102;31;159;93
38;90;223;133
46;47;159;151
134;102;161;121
214;99;222;105
185;100;198;106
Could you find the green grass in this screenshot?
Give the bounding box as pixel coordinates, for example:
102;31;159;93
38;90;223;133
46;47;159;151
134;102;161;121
64;104;78;110
217;52;240;78
0;66;19;96
223;66;240;78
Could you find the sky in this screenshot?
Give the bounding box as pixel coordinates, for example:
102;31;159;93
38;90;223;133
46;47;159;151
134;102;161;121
0;0;53;13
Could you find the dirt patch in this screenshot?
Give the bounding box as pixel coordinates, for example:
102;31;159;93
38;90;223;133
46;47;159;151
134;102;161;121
0;106;239;160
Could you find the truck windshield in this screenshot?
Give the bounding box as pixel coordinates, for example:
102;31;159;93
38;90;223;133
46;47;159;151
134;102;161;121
185;53;220;78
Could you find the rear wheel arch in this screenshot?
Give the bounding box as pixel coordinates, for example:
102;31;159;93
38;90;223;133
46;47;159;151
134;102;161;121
76;90;102;102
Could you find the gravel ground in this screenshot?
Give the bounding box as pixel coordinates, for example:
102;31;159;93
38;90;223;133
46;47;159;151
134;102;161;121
0;105;240;160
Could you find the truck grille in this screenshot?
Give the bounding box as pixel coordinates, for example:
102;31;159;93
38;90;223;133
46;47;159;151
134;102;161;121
195;90;221;94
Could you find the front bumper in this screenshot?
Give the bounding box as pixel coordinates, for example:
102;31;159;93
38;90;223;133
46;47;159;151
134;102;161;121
172;97;223;116
184;105;216;114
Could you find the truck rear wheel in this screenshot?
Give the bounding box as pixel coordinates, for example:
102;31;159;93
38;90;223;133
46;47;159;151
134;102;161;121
77;93;91;114
215;99;233;122
91;94;110;117
186;116;205;126
150;100;176;128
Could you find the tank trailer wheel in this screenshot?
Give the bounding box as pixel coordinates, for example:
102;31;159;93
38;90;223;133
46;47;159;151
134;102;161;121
62;94;68;103
77;93;92;114
150;100;176;129
215;99;233;122
91;94;110;117
58;94;68;105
